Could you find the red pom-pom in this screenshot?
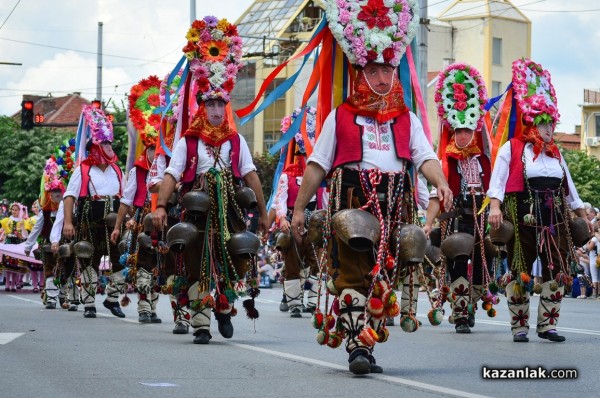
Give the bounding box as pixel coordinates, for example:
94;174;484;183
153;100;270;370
326;314;336;330
385;256;395;270
358;327;378;347
386;302;400;317
326;332;343;348
316;330;329;345
312;311;324;329
331;298;340;316
367;297;385;317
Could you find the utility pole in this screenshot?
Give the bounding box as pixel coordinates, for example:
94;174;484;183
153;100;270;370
418;0;429;106
190;0;196;24
97;22;103;104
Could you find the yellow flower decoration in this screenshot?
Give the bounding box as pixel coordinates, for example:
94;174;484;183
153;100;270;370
217;19;230;32
186;28;200;42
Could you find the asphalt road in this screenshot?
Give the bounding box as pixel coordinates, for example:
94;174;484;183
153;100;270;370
1;286;598;398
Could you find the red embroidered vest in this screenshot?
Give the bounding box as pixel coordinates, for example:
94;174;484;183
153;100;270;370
182;134;242;184
133;167;149;208
331;105;412;170
447;155;491;197
79;163;123;198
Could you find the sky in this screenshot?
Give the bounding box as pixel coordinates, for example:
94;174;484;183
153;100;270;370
0;0;599;133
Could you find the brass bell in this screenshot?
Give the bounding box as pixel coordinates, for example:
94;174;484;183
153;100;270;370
32;249;42;261
394;224;427;264
166;222;200;253
488;220;514;246
137;232;154;253
104;212;118;229
42;244;53;253
569;217;591;247
331;209;380;252
74;240;94;259
227;230;260;259
182;190;210;215
440;232;475;260
429;227;442;248
424;241;441;266
275;232;292;251
142;213;154;234
57;242;74;258
307;209;327;245
234;186;257;210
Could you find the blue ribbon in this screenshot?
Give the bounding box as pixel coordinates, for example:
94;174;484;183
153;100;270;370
399;53;412;110
269;107;306;155
239;18;327;127
266;145;288;211
484;82;513;111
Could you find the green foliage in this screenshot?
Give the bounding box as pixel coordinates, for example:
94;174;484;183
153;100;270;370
0;116;71;205
252;151;279;201
563;149;600;206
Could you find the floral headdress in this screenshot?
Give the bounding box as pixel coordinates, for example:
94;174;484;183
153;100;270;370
82;104;113;145
512;58;559;126
325;0;419;67
43;157;66;192
434;63;488;132
183;16;243;103
159;70;185;125
280;106;317;155
129;75;162;148
9;202;27;220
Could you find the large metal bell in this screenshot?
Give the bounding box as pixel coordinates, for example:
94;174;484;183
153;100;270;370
331;209;380;252
32;249;42;261
440;232;475;260
104;212;118;229
182;190;210;214
137;232;154;253
235;187;257;210
483;236;499;258
395;224;427;264
42;244;53;253
227;231;260;259
166;222;200;253
488;220;514;246
74;240;94;259
58;242;74;259
424;242;441;266
142;213;154;234
569;217;591;247
307;209;327;245
275;232;292;251
429;227;442;247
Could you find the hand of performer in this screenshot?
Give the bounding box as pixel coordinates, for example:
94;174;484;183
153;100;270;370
422;224;432;237
110;228;120;245
63;222;75;240
436;183;454;212
153;207;167;231
279;218;291;234
488;204;503;230
257;213;270;242
51;243;59;255
291;209;306;244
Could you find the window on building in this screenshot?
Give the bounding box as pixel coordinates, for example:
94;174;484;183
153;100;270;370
492;81;502;98
492;37;502;65
595;114;600;137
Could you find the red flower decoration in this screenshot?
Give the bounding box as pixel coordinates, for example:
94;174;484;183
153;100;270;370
543;308;559;324
222;78;235;92
382;47;395;63
366;49;378;62
512;309;529;326
357;0;392;30
147;93;160;107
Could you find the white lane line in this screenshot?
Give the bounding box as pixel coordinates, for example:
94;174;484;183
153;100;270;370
0;333;24;345
232;343;492;398
7;295;140;324
414;313;600;336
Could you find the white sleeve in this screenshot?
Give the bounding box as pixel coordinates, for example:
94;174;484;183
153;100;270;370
120;167;138;207
307;110;337;174
164;138;188;183
24;216;44;251
272;174;289;219
63;166;82;199
50;201;65;244
561;156;584;210
486;141;511;203
408;112;438;172
148;154;166;188
416;177;430;210
238;134;257;177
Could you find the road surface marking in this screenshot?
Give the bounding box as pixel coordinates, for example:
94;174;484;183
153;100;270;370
0;333;24;345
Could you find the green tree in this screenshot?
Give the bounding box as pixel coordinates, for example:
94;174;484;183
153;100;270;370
0;116;71;205
252;151;279;202
563;149;600;206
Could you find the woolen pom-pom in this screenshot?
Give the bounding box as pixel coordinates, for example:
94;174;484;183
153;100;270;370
427;308;444;326
331;298;340;316
358;327;378;347
385;301;400;317
400;315;419;333
327;332;343;348
312;311;324;329
367;297;385;317
326;314;336;330
487;308;496;317
377;327;389;343
316;329;329;345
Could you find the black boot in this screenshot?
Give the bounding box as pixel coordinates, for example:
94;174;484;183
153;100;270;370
214;312;234;338
538;330;566;342
193;330;211;344
83;307;97;318
150;313;162;323
139;312;152;323
103;300;126;318
173;322;189;335
348;348;371;375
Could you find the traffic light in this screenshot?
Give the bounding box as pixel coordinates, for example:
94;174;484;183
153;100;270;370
35;113;45;124
21;100;34;130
